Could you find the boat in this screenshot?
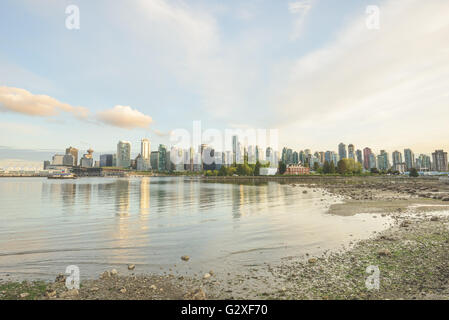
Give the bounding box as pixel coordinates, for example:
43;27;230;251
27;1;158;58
47;173;77;179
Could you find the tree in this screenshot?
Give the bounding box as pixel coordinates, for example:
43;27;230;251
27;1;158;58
323;160;330;174
254;161;261;176
329;161;336;174
218;166;228;176
370;168;379;174
278;161;287;175
337;159;347;174
409;168;419;177
313;162;320;171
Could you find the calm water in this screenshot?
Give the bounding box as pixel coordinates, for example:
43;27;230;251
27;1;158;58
0;177;390;281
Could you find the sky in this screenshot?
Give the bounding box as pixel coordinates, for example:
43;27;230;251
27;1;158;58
1;0;449;168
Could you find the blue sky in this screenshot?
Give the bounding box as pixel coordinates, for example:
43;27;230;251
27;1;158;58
1;0;449;167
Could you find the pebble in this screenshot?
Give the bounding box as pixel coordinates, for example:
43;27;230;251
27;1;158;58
308;258;317;264
110;269;118;276
128;264;135;271
203;273;211;279
120;288;127;294
19;292;29;298
181;255;190;261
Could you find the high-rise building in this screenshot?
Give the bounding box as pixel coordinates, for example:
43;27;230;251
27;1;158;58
417;154;431;171
363;147;373;170
52;154;65;165
117;141;131;168
404;148;415;171
369;154;377;169
63;154;74;166
392;150;403;166
338;143;347;160
65;147;78;166
100;154;113;167
141;138;151;160
232;135;239;164
377;150;390;171
356;149;363;165
158;144;167;171
348;144;355;160
80;148;94;168
150;151;159;170
432;150;448;172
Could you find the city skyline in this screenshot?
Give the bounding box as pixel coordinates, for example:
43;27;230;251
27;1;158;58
1;0;449;164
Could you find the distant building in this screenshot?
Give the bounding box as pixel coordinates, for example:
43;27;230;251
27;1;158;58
417;154;431;171
117;141;131;168
363;148;373;170
100;154;114;167
52;154;65;165
80;148;94;168
65;147;78;166
338;143;347;160
43;160;51;170
158;144;167;171
356;149;363;165
63;154;74;166
392;151;403;166
377;150;390;171
404;148;415;170
369;153;377;169
392;163;406;173
284;164;310;175
432;150;448;172
141;138;151;160
260;167;277;175
136;154;151;171
348;144;355;160
150;151;159;171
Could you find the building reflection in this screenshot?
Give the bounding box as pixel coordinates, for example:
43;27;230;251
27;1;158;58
139;177;150;218
115;179;130;217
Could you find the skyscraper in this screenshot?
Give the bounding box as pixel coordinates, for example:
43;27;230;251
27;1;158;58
348;144;355;159
392;150;403;166
432;150;448;172
65;147;78;166
404;148;415;171
338;143;347;160
158;144;167;171
141;138;151;160
232;135;238;164
117;141;131;168
363;147;373;170
377;150;390;171
356;149;363;165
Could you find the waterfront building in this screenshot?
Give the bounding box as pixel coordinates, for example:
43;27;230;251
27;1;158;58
158;144;167;171
284;164;310;175
65;147;78;166
63;154;74;166
80;148;94;168
348;144;355;160
356;149;363;165
392;163;406;173
100;154;113;167
363;147;373;170
432;150;448;172
43;160;50;170
338;143;347;160
404;148;415;170
260;167;277;175
369;153;377;169
117;141;131;168
136;154;151;171
392;150;403;166
52;154;65;165
377;150;390;171
417;154;431;171
150;151;159;170
141;139;151;160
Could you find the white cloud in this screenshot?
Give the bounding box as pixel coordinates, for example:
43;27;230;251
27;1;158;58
277;0;449;153
0;86;89;119
96;105;153;129
288;0;313;39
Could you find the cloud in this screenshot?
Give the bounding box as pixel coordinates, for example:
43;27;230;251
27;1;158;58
288;1;313;39
277;0;449;153
0;86;89;119
96;105;153;129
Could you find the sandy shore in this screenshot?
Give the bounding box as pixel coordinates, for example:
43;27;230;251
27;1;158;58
1;176;449;300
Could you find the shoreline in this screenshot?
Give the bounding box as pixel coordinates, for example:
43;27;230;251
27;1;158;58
1;176;449;300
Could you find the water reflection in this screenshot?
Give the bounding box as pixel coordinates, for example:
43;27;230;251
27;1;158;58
0;177;393;280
